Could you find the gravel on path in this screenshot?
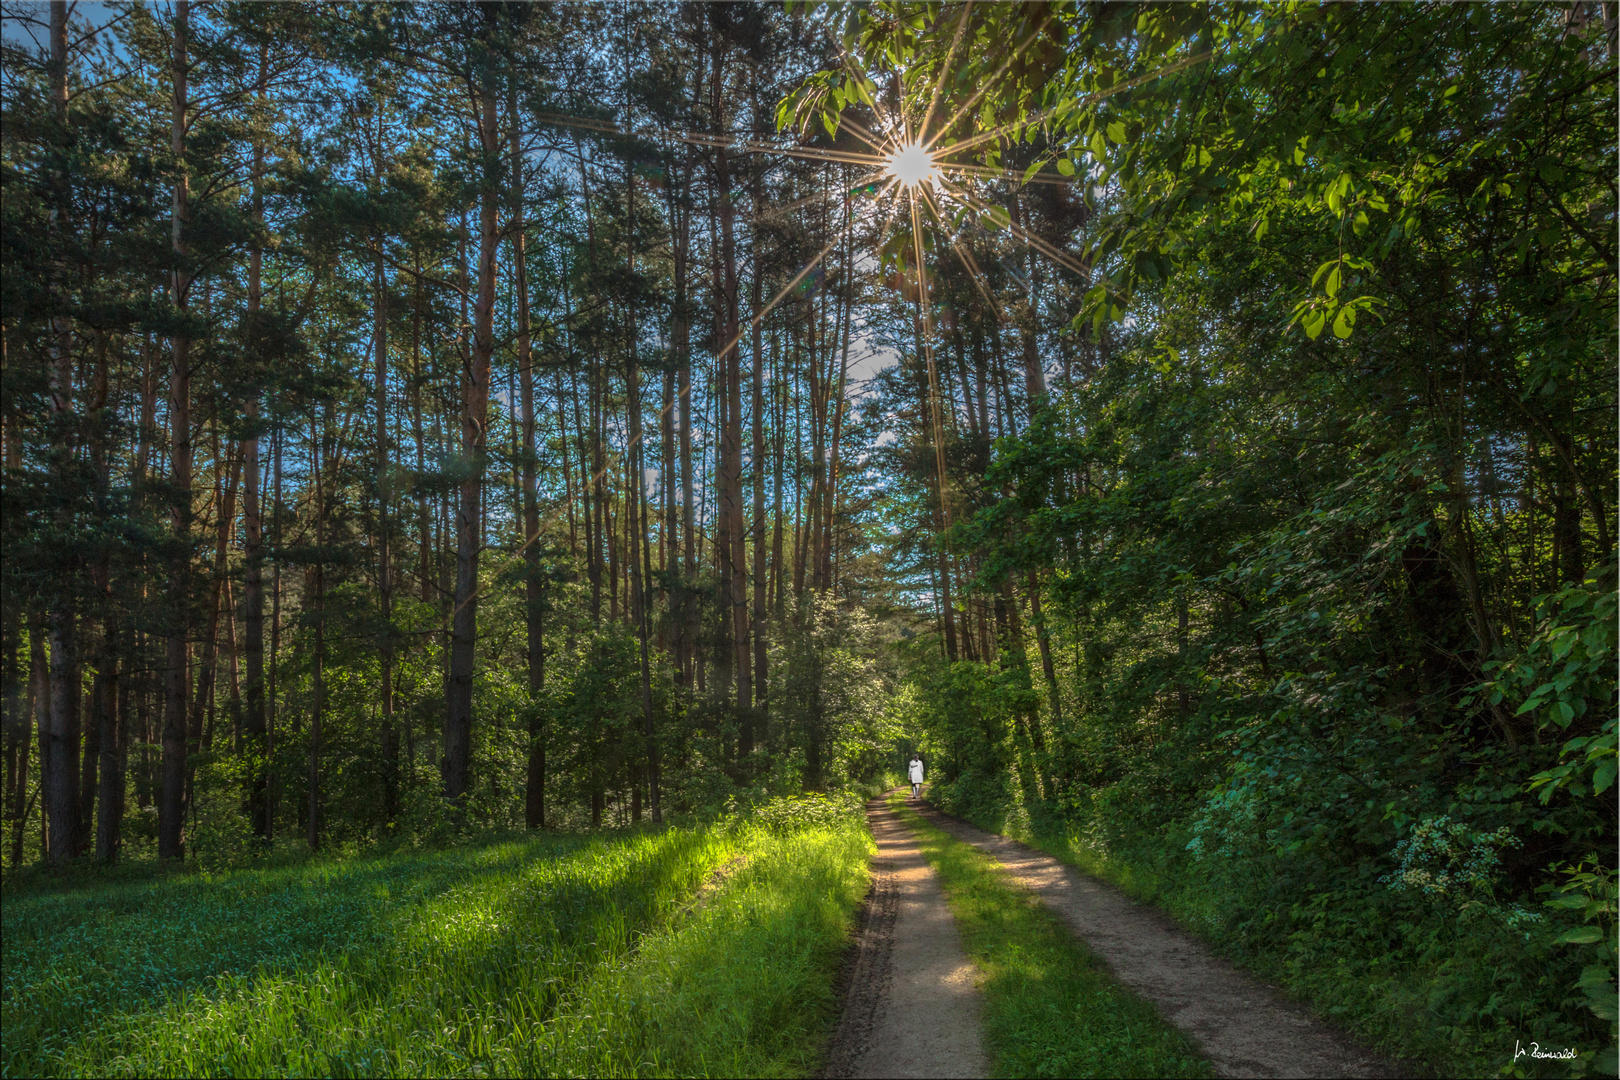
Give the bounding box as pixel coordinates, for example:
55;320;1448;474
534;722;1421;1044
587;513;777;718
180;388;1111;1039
914;802;1403;1080
822;796;988;1080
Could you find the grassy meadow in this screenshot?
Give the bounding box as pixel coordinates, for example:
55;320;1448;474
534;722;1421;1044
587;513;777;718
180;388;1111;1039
2;796;871;1079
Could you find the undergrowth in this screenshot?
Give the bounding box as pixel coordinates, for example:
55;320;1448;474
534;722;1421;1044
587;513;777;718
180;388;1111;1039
889;794;1213;1079
932;784;1611;1079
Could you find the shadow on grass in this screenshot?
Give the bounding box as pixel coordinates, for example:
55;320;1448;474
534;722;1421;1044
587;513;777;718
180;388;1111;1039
2;825;727;1078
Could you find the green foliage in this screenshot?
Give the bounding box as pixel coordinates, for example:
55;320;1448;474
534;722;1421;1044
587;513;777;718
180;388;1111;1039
728;791;865;834
769;594;899;792
1486;571;1619;804
1541;859;1619;1073
2;796;872;1078
891;797;1213;1079
938;781;1611;1078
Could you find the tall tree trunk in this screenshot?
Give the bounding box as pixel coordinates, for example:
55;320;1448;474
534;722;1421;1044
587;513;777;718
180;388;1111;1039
805;293;828;595
374;236;398;822
89;333;122;861
712;43;745;715
1008;191;1047;410
443;77;499;805
770;331;786;620
659;368;674;649
92;615;121;862
1028;573;1063;728
31;625;51;860
626;372;661;820
159;0;192;861
307;408;326;850
130;342;157;822
267;424;282;840
44;0;80;865
1;535;23;861
821;206;854;594
45;619;77;864
6;606;31;867
678;324;696;687
791;321;808;601
622;160;662;821
412;264;433;604
666;174;691;688
187;435;238;823
591;364;606;624
917;308;958;662
749;193;768;736
514;116;545;830
242;56;268;839
557;373;577;561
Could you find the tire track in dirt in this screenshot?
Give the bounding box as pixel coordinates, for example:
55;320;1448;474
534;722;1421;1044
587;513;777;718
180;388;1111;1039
915;801;1404;1080
823;796;987;1080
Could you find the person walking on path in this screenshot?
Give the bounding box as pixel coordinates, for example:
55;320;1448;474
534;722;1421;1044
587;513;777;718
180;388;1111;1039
909;755;925;798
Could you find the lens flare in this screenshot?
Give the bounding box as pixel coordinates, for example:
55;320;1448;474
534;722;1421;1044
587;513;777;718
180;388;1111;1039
886;143;938;187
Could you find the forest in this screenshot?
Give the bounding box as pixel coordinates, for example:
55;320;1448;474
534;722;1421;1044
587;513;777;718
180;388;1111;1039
1;2;1615;1078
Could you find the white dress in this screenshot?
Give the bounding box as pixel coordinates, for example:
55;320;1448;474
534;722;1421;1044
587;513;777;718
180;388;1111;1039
909;760;924;784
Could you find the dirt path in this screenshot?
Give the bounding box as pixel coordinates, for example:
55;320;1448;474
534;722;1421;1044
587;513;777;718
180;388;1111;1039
914;802;1401;1080
822;797;987;1080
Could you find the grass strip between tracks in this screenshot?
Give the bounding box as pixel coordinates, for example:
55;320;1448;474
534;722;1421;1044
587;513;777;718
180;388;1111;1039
890;794;1214;1079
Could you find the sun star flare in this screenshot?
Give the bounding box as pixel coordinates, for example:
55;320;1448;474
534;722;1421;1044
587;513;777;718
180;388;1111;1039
886;143;938;188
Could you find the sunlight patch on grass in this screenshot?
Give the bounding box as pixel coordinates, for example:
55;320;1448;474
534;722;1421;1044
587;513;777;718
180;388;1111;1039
3;800;876;1078
528;819;874;1077
4;829;727;1077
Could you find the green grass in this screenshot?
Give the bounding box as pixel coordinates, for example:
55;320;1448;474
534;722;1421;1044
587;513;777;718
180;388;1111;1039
944;798;1606;1079
531;819;874;1076
889;795;1213;1079
2;800;873;1078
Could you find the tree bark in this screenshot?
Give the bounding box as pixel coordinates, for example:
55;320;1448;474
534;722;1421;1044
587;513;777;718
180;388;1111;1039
1028;572;1063;728
92;614;121;862
514;115;545;830
89;333;122;861
6;610;31;867
1007;191;1047;410
712;43;745;715
374;234;398;821
267;424;282;840
769;329;786;621
43;0;80;865
307;407;326;850
186;435;238;823
242;55;268;839
917;306;958;662
159;0;192;861
31;625;52;860
749;194;768;737
821;205;855;594
443;72;499;805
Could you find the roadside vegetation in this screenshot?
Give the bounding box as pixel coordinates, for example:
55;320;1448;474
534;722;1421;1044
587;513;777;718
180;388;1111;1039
2;794;868;1079
891;795;1212;1079
936;786;1612;1079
